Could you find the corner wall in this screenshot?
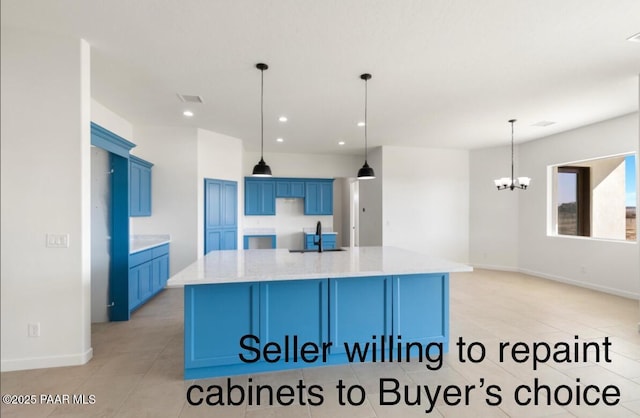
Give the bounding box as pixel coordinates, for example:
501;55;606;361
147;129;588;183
382;146;469;262
1;28;92;371
130;126;199;274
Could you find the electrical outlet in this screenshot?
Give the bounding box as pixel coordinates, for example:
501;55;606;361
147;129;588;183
46;233;69;248
28;322;40;337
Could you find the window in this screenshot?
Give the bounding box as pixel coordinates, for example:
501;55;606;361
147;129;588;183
557;166;590;236
550;153;636;241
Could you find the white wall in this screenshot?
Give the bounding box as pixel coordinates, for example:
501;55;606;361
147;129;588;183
130;126;199;274
91;99;133;140
1;28;92;371
243;151;361;178
470;113;639;298
382;146;470;262
469;146;520;269
197;129;245;256
518;113;639;298
358;147;383;246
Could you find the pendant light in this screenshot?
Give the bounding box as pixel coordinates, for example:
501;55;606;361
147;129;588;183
252;63;272;177
494;119;531;190
357;73;375;180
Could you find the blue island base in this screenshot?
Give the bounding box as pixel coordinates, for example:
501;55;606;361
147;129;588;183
184;273;449;379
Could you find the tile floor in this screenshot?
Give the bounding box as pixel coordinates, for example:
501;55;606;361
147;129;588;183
2;269;640;417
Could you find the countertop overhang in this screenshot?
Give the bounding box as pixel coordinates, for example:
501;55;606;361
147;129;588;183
130;234;171;254
167;246;472;287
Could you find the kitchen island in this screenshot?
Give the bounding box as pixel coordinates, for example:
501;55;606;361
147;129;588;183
167;246;471;379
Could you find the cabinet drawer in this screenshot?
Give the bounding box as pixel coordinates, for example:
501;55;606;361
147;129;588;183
130;248;152;267
152;243;169;258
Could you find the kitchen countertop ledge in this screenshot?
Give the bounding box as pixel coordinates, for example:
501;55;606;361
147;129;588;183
167;246;472;287
130;234;171;254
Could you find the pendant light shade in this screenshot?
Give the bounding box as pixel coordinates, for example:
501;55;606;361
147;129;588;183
357;161;375;179
357;73;375;180
252;63;272;177
494;119;530;190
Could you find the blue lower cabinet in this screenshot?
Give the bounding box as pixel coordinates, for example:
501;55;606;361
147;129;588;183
129;244;170;312
185;282;260;372
260;280;329;354
182;273;449;379
329;276;392;357
304;233;337;250
393;274;449;351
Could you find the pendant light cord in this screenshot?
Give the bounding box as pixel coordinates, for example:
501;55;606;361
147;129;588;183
364;77;368;162
510;120;514;183
260;67;264;159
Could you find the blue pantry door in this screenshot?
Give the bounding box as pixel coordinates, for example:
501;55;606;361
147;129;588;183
204;179;238;253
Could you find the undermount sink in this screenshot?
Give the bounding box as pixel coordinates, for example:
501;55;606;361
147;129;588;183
289;248;347;253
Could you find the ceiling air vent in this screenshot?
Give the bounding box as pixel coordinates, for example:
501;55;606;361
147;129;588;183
531;120;556;127
177;94;204;104
627;32;640;42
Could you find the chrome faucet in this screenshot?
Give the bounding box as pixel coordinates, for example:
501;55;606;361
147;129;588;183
315;220;323;253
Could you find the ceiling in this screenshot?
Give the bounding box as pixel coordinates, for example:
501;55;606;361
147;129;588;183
2;0;639;154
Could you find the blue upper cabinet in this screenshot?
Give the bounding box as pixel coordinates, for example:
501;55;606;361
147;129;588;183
130;155;153;217
304;179;334;215
245;178;276;215
245;177;333;216
275;179;305;198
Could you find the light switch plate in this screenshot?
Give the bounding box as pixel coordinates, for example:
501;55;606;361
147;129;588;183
46;233;69;248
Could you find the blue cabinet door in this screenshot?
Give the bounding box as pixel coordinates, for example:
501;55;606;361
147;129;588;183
152;253;170;292
185;283;260;372
329;276;392;357
259;279;329;357
245;178;276;215
393;274;449;350
276;180;305;198
205;179;238;253
130;156;153;217
304;180;333;215
129;261;152;310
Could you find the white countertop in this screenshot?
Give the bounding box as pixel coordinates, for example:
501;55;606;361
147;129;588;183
167;246;472;287
243;228;276;236
130;234;171;254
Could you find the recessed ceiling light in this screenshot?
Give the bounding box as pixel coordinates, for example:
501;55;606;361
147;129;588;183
627;32;640;42
357;122;365;127
278;116;288;122
183;110;194;117
338;141;345;146
276;137;284;143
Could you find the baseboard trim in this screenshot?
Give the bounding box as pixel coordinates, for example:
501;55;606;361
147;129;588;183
516;267;640;300
1;347;93;372
469;263;519;272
